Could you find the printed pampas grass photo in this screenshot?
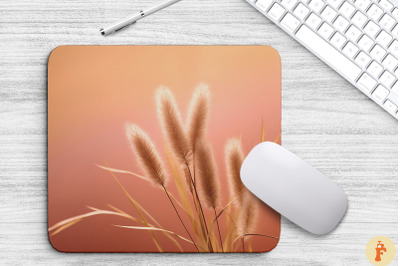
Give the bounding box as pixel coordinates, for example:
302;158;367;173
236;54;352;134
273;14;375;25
156;86;212;251
48;84;280;252
126;123;200;252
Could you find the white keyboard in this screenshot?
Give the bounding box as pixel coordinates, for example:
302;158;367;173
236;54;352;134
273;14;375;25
246;0;398;119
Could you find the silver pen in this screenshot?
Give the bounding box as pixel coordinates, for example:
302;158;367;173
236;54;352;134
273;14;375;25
100;0;183;36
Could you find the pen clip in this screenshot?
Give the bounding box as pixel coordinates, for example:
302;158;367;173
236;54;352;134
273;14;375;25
115;9;144;33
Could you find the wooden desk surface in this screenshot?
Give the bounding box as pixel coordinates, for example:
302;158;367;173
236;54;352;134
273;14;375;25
0;0;397;264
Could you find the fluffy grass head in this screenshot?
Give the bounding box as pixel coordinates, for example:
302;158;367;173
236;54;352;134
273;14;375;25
126;123;167;187
238;193;259;235
186;84;210;151
156;87;191;165
195;139;220;209
225;138;245;204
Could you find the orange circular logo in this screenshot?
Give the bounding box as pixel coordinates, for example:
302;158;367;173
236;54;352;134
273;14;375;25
365;236;396;265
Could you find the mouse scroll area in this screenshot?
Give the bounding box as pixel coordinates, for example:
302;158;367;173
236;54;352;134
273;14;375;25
240;142;348;235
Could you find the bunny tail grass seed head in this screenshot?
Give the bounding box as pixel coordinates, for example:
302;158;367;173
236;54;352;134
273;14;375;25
225;138;245;204
195;140;220;209
238;192;259;235
156;87;191;165
126;123;167;187
186;84;210;151
181;165;193;193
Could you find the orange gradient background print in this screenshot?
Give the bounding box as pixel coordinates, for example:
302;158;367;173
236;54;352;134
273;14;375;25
48;46;281;252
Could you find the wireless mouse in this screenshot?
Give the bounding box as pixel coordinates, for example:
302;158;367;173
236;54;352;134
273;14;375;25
240;142;348;235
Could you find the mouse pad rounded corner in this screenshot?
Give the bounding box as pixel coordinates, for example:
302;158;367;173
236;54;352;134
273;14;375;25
47;45;281;253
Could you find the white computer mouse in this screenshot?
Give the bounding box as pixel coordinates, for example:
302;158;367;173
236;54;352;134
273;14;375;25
240;141;348;235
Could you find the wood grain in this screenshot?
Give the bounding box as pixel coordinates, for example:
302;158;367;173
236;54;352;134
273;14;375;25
0;0;397;264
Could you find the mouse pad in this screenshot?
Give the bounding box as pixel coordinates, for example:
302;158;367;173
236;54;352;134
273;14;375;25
48;46;281;252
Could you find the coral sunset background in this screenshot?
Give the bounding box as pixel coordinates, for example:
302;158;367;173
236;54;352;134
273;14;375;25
48;46;281;252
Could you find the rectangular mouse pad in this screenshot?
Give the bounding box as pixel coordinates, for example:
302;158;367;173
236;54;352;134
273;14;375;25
48;46;281;253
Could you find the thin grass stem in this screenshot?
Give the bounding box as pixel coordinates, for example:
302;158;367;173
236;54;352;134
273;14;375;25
186;163;214;252
107;169;163;252
162;185;200;252
213;208;224;252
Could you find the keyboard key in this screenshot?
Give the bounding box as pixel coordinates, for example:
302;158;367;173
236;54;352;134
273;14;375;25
355;51;371;68
281;0;297;10
296;25;362;81
357;73;377;93
382;54;397;71
345;25;361;42
293;3;310;20
256;0;273;12
379;14;396;31
343;42;358;58
333;15;349;32
331;32;346;49
379;0;394;12
376;30;392;47
339;2;356;18
367;4;383;21
309;0;325;13
268;3;286;21
370;44;386;61
392;81;399;94
358;35;374;51
364;21;380;37
318;23;335;39
351;11;368;28
388;40;398;56
306;13;322;30
384;100;397;113
321;6;338;23
380;71;396;87
354;0;371;11
392;25;398;37
281;13;301;32
367;61;383;78
392;8;398;18
327;0;344;9
372;85;389;102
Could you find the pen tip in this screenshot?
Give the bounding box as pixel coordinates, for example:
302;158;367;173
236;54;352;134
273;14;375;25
100;29;105;36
